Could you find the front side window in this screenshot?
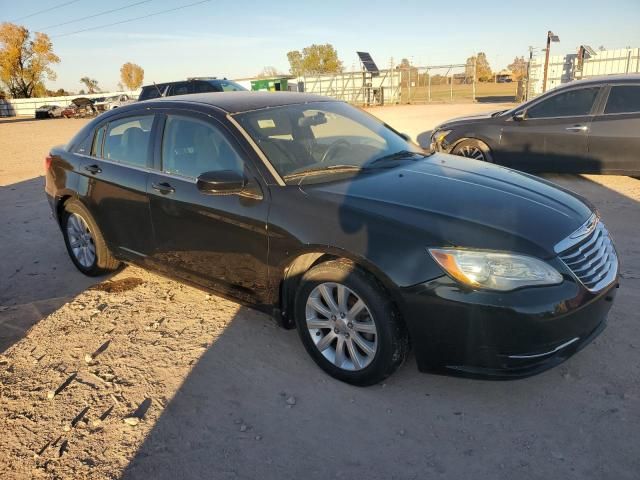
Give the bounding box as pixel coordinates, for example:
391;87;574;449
604;85;640;114
235;101;424;183
103;115;153;167
527;87;600;119
161;115;244;179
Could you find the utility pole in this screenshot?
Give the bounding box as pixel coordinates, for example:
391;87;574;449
542;30;560;93
526;46;533;101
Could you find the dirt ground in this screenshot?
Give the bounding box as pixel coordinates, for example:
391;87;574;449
0;105;638;480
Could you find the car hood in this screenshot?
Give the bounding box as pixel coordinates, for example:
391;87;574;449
435;110;507;130
300;154;592;258
71;97;93;107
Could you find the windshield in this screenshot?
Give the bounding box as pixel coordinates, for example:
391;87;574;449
235;101;425;183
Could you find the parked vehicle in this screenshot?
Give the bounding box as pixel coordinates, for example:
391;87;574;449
62;97;97;118
92;97;108;111
105;94;136;110
430;74;640;175
138;77;246;101
44;92;619;385
35;105;64;119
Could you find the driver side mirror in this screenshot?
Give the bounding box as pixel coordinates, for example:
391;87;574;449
197;170;247;195
513;110;527;121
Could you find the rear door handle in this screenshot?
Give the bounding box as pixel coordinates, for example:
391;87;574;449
84;164;102;174
565;125;589;132
152;182;175;194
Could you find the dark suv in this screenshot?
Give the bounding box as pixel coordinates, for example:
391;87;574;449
138;77;246;101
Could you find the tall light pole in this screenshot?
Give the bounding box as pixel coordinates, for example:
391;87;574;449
542;30;560;93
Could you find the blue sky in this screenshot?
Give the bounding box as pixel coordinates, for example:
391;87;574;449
3;0;640;91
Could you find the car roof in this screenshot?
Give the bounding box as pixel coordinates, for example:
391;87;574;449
556;73;640;90
141;91;337;114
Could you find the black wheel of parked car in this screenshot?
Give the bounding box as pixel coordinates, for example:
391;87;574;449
452;139;493;163
294;260;409;386
61;200;121;276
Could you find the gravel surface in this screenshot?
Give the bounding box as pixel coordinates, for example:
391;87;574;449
0;107;638;479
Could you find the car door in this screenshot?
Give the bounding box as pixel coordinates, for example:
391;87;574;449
499;86;601;172
147;111;270;303
588;84;640;174
77;113;158;257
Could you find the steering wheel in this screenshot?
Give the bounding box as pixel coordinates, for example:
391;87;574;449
320;139;351;163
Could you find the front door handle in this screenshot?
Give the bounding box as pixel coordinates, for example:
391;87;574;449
565;125;589;132
84;164;102;174
152;182;175;194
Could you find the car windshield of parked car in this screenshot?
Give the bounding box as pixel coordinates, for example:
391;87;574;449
235;101;425;183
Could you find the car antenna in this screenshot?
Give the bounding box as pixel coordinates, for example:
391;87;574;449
153;82;164;97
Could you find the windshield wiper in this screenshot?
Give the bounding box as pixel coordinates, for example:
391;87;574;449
283;165;364;182
366;150;428;168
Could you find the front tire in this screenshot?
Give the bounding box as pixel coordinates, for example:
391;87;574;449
452;139;493;163
61;200;121;276
294;260;409;386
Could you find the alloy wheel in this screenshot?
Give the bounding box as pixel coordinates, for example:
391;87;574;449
66;213;96;268
458;145;486;161
305;282;378;371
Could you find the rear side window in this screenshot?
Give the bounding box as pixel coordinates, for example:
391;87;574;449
194;81;217;93
527;87;600;119
161;115;244;178
214;80;246;92
91;126;106;156
604;85;640;114
169;82;191;96
72;132;93;155
103;115;154;168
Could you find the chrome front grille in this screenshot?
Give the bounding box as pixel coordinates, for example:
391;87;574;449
557;216;618;292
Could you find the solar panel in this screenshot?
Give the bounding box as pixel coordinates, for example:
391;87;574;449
357;51;380;75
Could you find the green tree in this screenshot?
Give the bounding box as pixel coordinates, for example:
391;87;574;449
287;44;343;76
0;22;60;98
80;76;99;93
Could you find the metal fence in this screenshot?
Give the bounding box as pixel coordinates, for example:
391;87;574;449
0;90;139;117
297;61;515;106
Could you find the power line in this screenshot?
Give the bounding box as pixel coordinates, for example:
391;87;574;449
36;0;155;31
52;0;212;38
11;0;84;22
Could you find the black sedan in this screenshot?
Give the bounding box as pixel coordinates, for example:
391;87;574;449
430;74;640;175
44;92;619;385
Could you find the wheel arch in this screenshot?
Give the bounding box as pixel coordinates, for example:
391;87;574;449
276;246;406;330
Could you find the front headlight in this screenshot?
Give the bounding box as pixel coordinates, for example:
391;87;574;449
432;129;451;144
429;248;563;291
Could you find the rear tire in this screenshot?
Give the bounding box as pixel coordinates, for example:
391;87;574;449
452;139;493;163
294;260;409;386
61;200;121;276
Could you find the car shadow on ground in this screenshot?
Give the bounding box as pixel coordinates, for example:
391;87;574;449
0;176;107;353
118;173;639;480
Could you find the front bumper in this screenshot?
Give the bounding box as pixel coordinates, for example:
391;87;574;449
399;272;618;378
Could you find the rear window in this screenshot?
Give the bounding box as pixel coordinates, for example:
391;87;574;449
103;115;154;167
604;85;640;114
